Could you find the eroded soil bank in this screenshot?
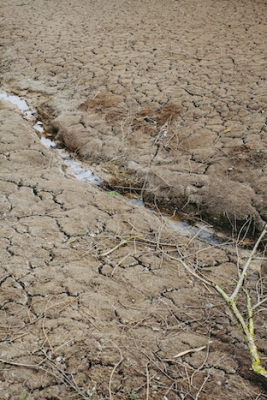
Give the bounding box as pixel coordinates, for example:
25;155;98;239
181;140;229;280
0;0;267;399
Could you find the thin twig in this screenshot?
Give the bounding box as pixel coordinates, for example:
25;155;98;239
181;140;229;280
108;342;124;400
0;358;45;369
146;362;150;400
173;345;207;359
100;235;177;257
195;374;210;400
230;223;267;301
253;296;267;310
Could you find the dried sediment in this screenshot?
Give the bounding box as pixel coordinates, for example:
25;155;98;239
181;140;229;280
2;0;266;231
1;99;266;399
1;1;267;398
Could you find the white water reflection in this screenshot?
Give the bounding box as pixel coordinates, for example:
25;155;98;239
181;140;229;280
58;149;102;185
40;136;56;148
33;121;44;133
1;89;102;186
167;218;219;244
39;136;102;185
129;198;145;207
39;132;102;185
0;91;35;120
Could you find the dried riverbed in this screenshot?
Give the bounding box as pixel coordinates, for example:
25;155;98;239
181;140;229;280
1;89;222;245
0;0;267;399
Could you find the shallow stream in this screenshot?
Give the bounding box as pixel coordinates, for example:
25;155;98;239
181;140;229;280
0;90;222;245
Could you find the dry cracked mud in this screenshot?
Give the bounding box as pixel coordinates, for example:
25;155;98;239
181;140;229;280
0;1;267;399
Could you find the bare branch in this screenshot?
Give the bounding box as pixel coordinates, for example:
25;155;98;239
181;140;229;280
230;223;267;301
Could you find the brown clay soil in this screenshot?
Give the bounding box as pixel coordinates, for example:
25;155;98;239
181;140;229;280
0;1;267;399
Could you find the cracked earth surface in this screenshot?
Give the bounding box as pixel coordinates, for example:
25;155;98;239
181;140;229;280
0;0;267;399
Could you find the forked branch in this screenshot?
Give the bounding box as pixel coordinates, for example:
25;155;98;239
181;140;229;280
230;224;267;301
177;223;267;382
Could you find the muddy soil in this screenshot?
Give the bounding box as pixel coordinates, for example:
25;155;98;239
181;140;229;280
0;1;267;399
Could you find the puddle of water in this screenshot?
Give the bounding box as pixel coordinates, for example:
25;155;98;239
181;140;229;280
58;149;102;185
33;121;44;133
39;135;102;184
124;195;219;243
1;89;102;186
166;218;219;244
122;192;145;207
129;198;145;207
0;91;35;120
40;136;56;148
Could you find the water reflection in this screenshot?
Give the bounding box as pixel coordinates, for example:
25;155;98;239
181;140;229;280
0;91;35;119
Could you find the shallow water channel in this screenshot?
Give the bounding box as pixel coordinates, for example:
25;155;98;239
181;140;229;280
0;90;223;245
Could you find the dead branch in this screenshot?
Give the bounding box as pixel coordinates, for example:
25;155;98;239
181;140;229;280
177;223;267;382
